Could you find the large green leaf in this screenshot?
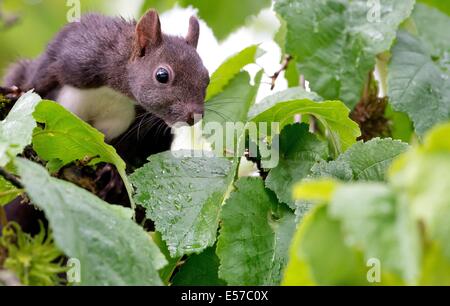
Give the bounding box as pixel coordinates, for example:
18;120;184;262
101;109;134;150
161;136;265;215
275;0;415;108
283;205;368;285
388;30;450;136
217;178;296;285
249;96;360;156
206;45;262;101
141;0;272;41
130;151;233;257
31;101;134;203
172;246;226;286
266;123;328;208
329;183;421;282
419;0;450;16
15;158;166;285
0;91;41;166
248;87;322;118
413;4;450;59
288;123;450;285
390;123;450;262
312;138;409;182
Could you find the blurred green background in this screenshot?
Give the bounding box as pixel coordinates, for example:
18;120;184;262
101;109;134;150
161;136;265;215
0;0;140;78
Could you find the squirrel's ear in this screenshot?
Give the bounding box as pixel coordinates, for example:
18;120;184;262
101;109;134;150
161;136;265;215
186;16;200;48
134;9;162;57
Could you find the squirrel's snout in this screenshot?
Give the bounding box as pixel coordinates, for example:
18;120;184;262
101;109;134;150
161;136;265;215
184;103;204;126
186;110;204;126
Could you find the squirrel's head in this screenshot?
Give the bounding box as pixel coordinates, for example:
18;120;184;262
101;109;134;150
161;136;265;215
128;9;209;126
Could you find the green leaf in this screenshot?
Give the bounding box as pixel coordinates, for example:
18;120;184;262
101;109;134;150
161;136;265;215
266;123;328;208
329;183;421;282
248;87;322;118
217;178;296;285
130;151;233;257
204;71;262;155
388;30;450;136
312;138;409;182
0;91;41;166
31;101;134;204
141;0;271;40
275;0;415;108
205;71;261;127
172;246;226;286
249;94;360;156
206;45;262;101
283;205;368;285
293;178;339;203
0;176;22;207
150;232;181;285
15;158;166;285
385;105;414;143
311;159;353;181
419;0;450;16
390;124;450;261
413;4;450;59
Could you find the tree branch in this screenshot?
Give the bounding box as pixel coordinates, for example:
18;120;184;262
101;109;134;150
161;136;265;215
270;55;293;90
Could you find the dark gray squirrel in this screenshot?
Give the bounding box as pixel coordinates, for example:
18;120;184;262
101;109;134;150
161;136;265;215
1;9;210;234
3;9;209;148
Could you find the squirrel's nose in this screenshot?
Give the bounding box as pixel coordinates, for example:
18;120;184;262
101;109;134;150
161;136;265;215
187;113;195;126
186;109;204;126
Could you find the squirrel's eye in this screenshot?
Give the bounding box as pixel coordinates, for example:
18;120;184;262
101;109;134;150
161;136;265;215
156;67;169;84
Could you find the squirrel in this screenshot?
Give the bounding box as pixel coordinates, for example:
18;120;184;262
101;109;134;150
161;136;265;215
2;9;210;142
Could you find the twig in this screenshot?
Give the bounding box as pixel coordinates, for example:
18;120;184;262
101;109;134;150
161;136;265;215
270;55;293;90
0;167;23;189
0;206;7;228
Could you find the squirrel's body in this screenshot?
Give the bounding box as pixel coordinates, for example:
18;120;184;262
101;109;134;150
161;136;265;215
3;11;209;141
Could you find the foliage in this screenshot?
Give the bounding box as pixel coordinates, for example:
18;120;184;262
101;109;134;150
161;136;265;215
388;4;450;136
15;158;166;285
275;0;415;108
141;0;272;40
249;93;361;156
217;178;296;285
130;151;234;258
0;92;41;167
287;123;450;285
31;101;134;205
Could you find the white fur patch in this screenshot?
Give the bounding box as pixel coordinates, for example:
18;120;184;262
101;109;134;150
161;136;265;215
57;86;136;141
